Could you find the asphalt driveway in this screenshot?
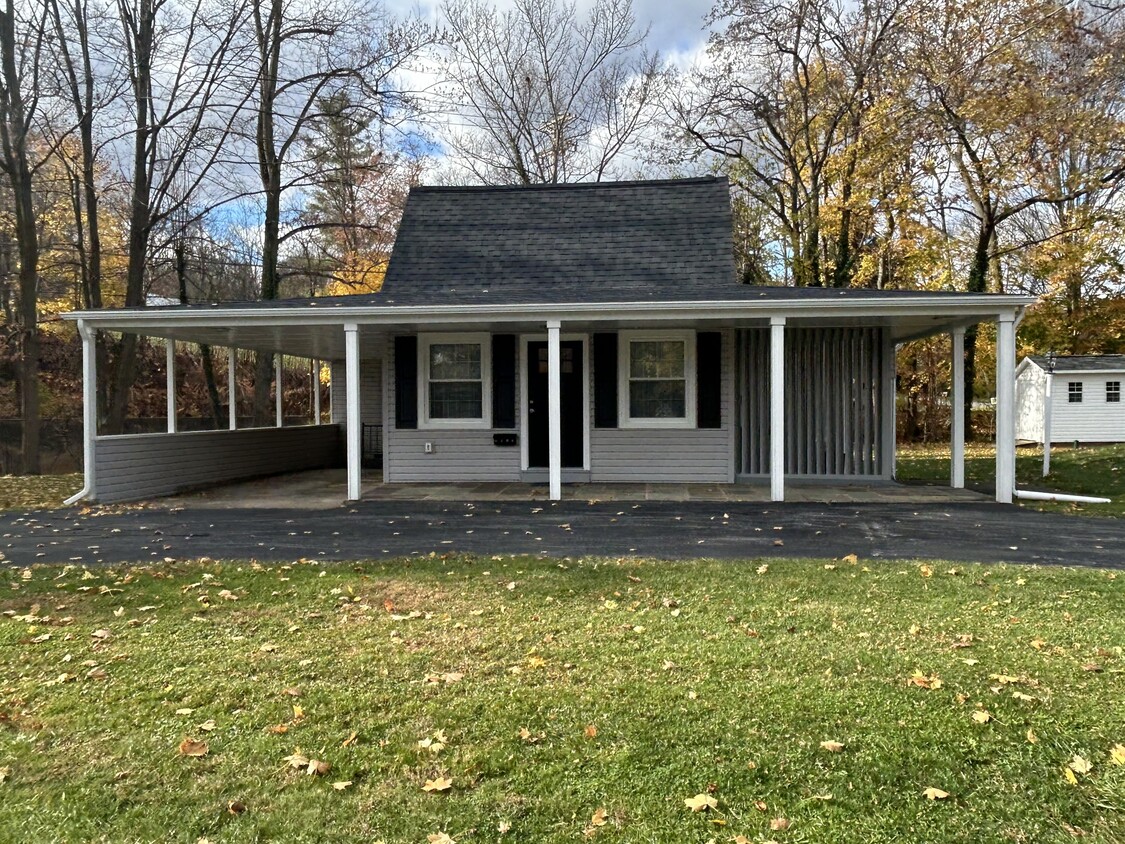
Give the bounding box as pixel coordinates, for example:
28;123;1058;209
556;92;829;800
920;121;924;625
1;499;1122;568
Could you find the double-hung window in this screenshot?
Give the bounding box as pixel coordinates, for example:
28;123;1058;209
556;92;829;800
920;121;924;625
419;334;491;427
1108;381;1121;403
1068;382;1083;403
618;330;696;428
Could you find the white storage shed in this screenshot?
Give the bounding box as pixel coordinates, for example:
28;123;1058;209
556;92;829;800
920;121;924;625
1016;355;1125;444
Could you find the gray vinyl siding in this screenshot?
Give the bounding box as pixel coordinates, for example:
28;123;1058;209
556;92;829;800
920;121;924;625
1050;373;1125;443
589;329;734;483
92;425;342;503
329;359;382;425
384;336;521;482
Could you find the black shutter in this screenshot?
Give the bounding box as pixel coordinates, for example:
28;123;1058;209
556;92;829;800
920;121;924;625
492;334;517;429
593;332;618;428
697;331;722;429
394;335;418;429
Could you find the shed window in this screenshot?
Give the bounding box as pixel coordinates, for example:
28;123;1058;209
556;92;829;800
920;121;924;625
1108;381;1121;403
618;330;696;428
419;334;491;427
1068;382;1083;403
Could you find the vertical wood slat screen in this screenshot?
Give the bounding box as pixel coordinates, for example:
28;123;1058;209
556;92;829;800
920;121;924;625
737;327;884;476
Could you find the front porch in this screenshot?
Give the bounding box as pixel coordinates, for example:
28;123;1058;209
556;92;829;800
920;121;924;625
157;468;991;508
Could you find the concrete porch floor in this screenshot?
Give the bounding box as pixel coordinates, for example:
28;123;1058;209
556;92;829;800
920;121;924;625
160;469;991;509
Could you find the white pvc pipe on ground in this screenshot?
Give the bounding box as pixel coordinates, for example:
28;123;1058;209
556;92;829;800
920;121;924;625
1015;489;1110;504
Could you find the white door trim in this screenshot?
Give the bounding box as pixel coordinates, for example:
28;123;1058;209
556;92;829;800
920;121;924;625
519;333;590;472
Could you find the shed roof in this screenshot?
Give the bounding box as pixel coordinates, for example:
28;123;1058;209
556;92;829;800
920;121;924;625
1027;355;1125;373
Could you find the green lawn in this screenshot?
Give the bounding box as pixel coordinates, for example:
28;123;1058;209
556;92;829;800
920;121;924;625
1;556;1122;843
897;442;1125;518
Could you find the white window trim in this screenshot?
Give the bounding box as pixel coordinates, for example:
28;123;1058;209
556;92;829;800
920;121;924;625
617;329;697;429
417;332;492;429
1068;381;1083;403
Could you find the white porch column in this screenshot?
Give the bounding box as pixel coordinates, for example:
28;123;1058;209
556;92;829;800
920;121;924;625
950;327;965;488
228;349;237;430
65;320;97;505
275;355;283;427
165;339;177;433
547;319;562;502
769;317;785;502
1042;369;1054;476
995;313;1016;503
312;359;321;424
881;335;897;478
345;323;362;502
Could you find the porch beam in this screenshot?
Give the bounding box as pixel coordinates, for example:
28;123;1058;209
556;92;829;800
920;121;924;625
547;319;562;502
165;339;176;433
769;316;785;502
64;320;97;505
995;314;1016;503
950;327;965;488
345;323;362;502
275;355;283;428
228;349;237;430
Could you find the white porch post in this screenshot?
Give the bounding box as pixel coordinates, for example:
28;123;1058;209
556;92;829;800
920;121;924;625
165;339;177;433
882;335;897;478
312;359;321;424
547;319;562;501
345;323;362;501
64;320;97;505
950;327;965;488
275;355;283;427
769;317;785;502
1042;369;1054;476
228;349;237;430
995;313;1016;503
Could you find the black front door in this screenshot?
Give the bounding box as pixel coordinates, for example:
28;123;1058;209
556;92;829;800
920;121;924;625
527;341;584;468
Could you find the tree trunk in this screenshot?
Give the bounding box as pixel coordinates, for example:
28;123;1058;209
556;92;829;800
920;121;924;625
0;0;41;474
961;221;993;443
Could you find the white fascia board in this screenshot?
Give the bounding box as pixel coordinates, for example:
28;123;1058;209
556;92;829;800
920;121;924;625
60;295;1036;331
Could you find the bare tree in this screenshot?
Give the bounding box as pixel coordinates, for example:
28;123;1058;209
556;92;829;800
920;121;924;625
102;0;253;434
439;0;663;185
247;0;427;422
0;0;51;473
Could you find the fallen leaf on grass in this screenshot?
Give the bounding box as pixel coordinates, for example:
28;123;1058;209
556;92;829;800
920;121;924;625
498;820;511;833
1064;767;1079;786
756;564;769;574
770;817;790;831
198;719;216;732
919;565;933;577
283;751;309;769
590;808;608;827
1110;744;1125;766
584;724;598;739
819;740;844;752
971;710;992;724
427;833;455;844
422;777;452;793
175;708;195;716
91;629;111;640
1068;755;1093;775
227;801;246;815
178;738;209;757
306;759;330;776
341;731;358;748
332;780;353;791
923;787;950;800
685;793;717;812
1027;729;1038;744
0;766;9;783
907;670;942;690
1012;691;1036;702
265;723;289;735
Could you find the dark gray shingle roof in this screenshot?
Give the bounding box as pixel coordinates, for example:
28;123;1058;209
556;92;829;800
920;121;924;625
1028;355;1125;373
378;177;739;304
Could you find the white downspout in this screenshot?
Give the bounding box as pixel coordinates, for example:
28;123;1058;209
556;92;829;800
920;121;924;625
64;319;97;505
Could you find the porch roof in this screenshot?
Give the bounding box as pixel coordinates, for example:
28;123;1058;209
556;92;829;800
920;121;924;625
61;287;1035;360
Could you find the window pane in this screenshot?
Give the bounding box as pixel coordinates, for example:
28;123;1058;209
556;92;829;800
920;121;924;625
430;343;481;380
629;380;686;418
1108;381;1120;402
429;381;483;419
630;341;684;379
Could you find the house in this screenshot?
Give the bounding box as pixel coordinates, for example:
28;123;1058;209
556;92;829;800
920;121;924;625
61;177;1034;505
1016;355;1125;444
